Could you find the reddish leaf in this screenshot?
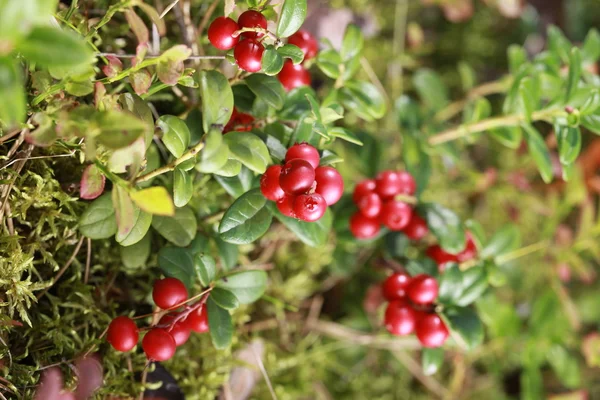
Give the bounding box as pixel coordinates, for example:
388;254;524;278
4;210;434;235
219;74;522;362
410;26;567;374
101;55;123;78
94;82;106;108
582;332;600;367
157;59;184;85
442;0;474;22
80;164;106;200
25;112;56;147
125;9;149;45
130;69;152;95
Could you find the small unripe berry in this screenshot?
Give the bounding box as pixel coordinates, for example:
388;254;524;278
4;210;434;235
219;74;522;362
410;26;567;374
357;192;382;218
107;316;138;352
260;165;285;201
403;214;428;240
287;30;319;60
407;274;438;305
234;39;264;72
185;306;209;333
142;328;176;361
384;300;418;336
152;278;188;310
279;159;315;195
353;179;376;203
379;200;412;231
277;194;297;218
294;193;327;222
315;166;343;206
349;212;380;239
159;314;191;346
285;143;320;169
208;17;239;50
415;314;449;348
381;272;411;301
237;10;267;39
278;60;311;91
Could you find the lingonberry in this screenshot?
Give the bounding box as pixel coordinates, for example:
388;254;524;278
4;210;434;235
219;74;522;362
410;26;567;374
237;10;267;39
279;159;315;195
384;300;418;336
415;314;449;348
142;328;177;361
403;214;428;240
107;316;138;352
349;212;380;239
375;170;403;199
314;166;343;206
277;194;297;218
426;245;459;272
379;200;412;231
352;179;377;203
357;192;382;218
381;272;412;301
397;171;417;195
224;108;255;133
285;143;320;169
159;314;191;346
287;30;319;60
456;232;477;262
234;39;264;72
294;193;327;222
407;274;439;304
208;17;239;50
152;278;188;310
261;165;285;201
278;60;311;91
184;306;209;333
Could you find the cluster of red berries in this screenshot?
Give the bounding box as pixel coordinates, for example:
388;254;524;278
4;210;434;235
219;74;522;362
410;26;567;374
208;10;268;72
382;272;449;348
349;170;428;240
426;232;477;272
260;143;343;222
277;30;318;91
224;107;255;133
106;278;209;361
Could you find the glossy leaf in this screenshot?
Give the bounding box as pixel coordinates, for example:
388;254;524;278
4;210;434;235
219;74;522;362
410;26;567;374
316;49;342;79
261;45;284;76
121;232;151;270
216;270;267;304
213;158;242;177
207;297;233;349
523;124;553;183
79;193;117;239
437;264;463;305
480;225;521;259
339;80;386;121
173;167;193;208
566;48;582;102
80;164;105;200
277;44;304;64
210;287;239;310
158;247;195;289
215;237;238;271
214;166;254;198
223;131;271;173
422;348;444;376
328;127;362;145
268;203;332;247
157;115;190;158
340;24;363;62
276;0;307;38
197;128;230;173
116;206;152;246
219;189;272;244
112;185;135;240
195;254;216;286
445;307;484;350
455;265;488;307
130;187;175;216
246;74;285;110
200;70;234;132
151;206;197;247
423;203;466;254
556;125;582;165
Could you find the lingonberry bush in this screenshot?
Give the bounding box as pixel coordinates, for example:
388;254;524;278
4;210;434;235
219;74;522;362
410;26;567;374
2;0;600;398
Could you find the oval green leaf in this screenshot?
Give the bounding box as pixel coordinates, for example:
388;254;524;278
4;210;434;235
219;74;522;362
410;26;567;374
245;74;285;110
218;189;272;244
151;206;197;247
223;131;271;173
158;246;195;289
216;270;268;304
158;115;190;158
207;297;233;349
210;287;239;310
200;70;234;132
276;0;307;38
79;193;117;239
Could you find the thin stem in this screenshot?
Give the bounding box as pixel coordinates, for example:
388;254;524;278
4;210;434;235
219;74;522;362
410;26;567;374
495;240;550;265
159;0;180;18
93;160;129;188
233;27;282;46
96;52;225;60
36;237;85;300
134;140;205;184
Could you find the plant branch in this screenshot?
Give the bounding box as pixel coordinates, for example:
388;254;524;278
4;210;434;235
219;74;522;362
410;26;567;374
134;140;205;184
496;240;550;265
96;52;225;60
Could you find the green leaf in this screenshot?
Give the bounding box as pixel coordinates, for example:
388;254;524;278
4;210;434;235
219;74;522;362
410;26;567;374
223;131;271;173
95;111;149;149
216;270;267;304
455;265;488;307
518;77;539;122
151;206;197;247
547;25;571;63
489;126;522;149
582;28;600;62
340;24;363;61
215;237;238;271
213;158;241;177
437;264;463;305
320;104;344;124
339;80;386;121
556;125;582;165
277;44;304;64
316;49;342;79
507;45;527;74
521;368;543;400
116;205;152;246
268;203;333;247
328;127;362;145
582;114;600;134
207;297;233;349
173;167;193;208
580;90;600;115
219;189;272;244
200;70;234;132
121;232;151;270
566;47;582;102
130;187;175;216
246;74;285;110
119;93;155;149
17;26;92;67
0;57;25;125
480;225;521;259
210;287;239;310
197;128;230;173
157;115;190;158
214;166;254;198
423;203;466;254
413;69;449;111
523;124;553;183
276;0;307;38
158;247;195;289
79;193;117;239
261;45;284;76
547;345;581;388
402;134;430;196
112;185;135;239
422;348;444;376
445;307;484;350
195;254;216;286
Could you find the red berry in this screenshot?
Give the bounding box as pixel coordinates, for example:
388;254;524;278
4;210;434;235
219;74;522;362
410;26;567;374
287;30;319;60
407;274;439;304
184;306;209;333
384;300;418;336
224;108;255;133
152;278;188;310
379;201;412;231
107;316;138;352
357;192;382;218
279;159;315;195
208;17;239;50
285;143;320;169
403;214;428;240
426;245;459;271
381;272;411;301
234;39;264;72
142;328;176;361
315;166;343;206
415;314;449;348
276;194;297;218
353;179;376;203
294;193;327;222
349;212;380;239
159;314;191;346
278;60;311;91
375;170;403;199
397;171;416;195
260;165;285;201
237;10;267;39
456;232;477;262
